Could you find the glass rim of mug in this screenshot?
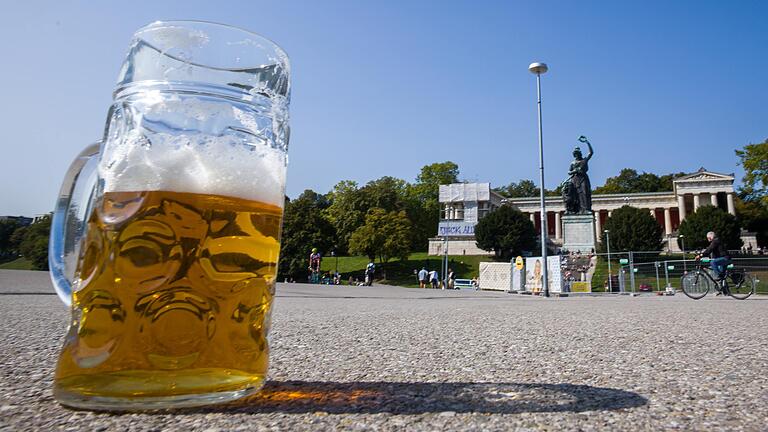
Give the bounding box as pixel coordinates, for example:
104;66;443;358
133;20;290;73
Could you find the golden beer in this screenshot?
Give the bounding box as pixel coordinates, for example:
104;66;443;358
54;190;282;405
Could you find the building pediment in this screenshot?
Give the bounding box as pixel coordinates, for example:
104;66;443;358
673;168;734;183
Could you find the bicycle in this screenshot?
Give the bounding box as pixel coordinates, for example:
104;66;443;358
681;258;755;300
308;268;321;284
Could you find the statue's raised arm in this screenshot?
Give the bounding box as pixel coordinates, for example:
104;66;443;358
578;135;594;161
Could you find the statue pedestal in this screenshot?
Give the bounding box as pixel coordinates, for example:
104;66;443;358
562;213;596;253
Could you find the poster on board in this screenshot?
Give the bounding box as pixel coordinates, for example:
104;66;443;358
524;257;544;294
524;256;563;293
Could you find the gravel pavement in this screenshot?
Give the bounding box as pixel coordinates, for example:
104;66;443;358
1;269;767;431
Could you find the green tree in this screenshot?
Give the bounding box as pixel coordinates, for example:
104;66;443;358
416;161;460;186
735;139;768;205
594;169;685;194
323;180;365;254
360;176;408;212
278;190;337;281
401;185;432;250
594;168;640;194
658;172;687;191
9;226;27;255
325;176;416;254
407;162;460;251
598;205;663;252
677;205;743;251
735;196;768;246
19;215;51;270
494;179;562;198
494;179;540;198
474;206;536;260
348;208;412;263
546;184;564;197
0;219;21;258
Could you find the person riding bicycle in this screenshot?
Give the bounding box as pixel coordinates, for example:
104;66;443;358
695;231;730;281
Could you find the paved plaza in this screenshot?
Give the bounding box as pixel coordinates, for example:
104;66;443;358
1;269;767;431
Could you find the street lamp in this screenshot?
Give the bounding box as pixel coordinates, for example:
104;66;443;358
443;236;448;290
441;205;453;290
529;61;549;297
605;230;612;292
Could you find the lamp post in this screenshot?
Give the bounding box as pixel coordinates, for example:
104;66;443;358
605;229;612;292
443;236;448;290
441;205;452;290
332;250;338;276
529;62;549;297
679;234;686;272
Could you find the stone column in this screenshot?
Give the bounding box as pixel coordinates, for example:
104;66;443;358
529;212;535;224
444;204;450;219
710;193;718;207
677;195;687;222
693;194;701;211
595;212;602;241
650;208;656;218
555;212;562;240
664;208;672;235
726;193;735;215
608;211;613;218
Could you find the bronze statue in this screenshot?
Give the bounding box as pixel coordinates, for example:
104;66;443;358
562;136;593;214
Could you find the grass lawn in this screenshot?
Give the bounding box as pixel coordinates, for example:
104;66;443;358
0;257;34;270
320;252;501;288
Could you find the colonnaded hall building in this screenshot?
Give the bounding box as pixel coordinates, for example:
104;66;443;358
428;168;751;255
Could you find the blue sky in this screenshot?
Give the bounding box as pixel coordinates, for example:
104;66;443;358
1;0;766;215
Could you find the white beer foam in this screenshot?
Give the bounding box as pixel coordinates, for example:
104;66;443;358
99;95;287;207
100;130;287;207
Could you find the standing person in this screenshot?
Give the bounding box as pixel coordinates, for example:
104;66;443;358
429;269;439;289
308;248;322;284
418;267;428;288
365;261;375;286
447;268;456;289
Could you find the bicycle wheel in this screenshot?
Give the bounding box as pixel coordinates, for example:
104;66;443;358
681;271;711;299
729;272;755;300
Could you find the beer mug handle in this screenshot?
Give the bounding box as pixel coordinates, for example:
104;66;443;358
49;142;101;306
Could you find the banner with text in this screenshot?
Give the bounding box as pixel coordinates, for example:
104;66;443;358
438;221;476;237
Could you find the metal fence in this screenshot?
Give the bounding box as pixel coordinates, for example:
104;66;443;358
586;251;768;294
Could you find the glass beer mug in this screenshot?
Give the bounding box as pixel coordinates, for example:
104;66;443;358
48;21;289;410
